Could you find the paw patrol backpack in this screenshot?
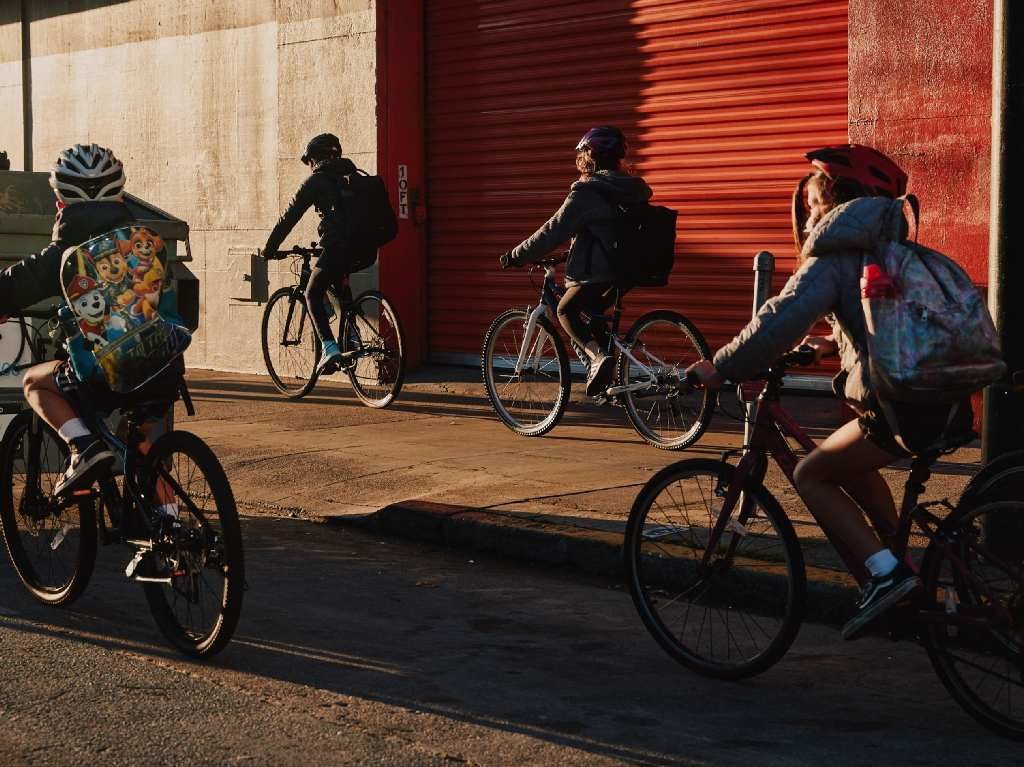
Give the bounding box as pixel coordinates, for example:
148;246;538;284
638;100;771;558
60;226;191;393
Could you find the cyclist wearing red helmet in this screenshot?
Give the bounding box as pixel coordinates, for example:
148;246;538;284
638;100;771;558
499;126;653;395
688;144;971;640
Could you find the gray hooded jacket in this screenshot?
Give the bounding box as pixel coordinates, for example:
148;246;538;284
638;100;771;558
714;196;905;406
509;171;653;284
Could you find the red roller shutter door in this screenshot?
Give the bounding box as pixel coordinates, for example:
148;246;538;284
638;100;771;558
426;0;848;363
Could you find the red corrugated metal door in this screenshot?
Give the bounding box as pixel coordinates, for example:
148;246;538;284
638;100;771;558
426;0;848;363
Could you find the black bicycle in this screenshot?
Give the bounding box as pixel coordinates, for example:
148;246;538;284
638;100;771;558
0;315;244;659
260;245;405;407
482;258;714;449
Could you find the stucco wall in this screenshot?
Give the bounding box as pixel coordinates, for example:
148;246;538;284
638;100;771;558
849;0;992;284
0;0;377;372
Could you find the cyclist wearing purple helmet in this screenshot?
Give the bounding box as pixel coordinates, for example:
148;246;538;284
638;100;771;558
500;126;652;396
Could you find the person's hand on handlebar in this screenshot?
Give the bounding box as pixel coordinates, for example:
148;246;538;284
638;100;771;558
686;359;724;389
499;251;523;269
800;334;838;363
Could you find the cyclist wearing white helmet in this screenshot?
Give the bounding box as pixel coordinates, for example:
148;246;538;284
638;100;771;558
0;144;132;315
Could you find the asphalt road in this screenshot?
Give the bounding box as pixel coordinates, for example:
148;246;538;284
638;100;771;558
0;518;1018;767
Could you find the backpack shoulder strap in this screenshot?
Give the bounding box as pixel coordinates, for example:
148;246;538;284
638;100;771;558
885;194;920;243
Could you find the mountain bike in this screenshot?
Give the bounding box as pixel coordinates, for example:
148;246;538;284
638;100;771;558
624;349;1024;739
260;244;405;408
482;257;714;450
0;313;244;659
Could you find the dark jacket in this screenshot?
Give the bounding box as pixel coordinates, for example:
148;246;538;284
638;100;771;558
0;200;133;315
713;196;905;406
263;157;358;257
509;171;653;284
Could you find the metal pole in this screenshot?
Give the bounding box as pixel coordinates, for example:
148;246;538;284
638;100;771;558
983;0;1024;462
20;0;32;172
744;251;775;447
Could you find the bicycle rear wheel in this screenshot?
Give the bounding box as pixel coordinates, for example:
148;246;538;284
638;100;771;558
0;410;96;606
482;309;571;437
262;286;319;399
141;431;244;659
618;310;714;450
341;290;405;408
624;459;805;679
920;500;1024;739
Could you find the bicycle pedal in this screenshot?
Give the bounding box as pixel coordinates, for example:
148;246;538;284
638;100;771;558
124;550;146;578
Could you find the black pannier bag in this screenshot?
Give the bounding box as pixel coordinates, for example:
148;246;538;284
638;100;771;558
319;169;399;273
611;202;678;287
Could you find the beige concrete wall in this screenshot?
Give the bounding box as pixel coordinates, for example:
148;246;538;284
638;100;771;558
0;0;377;372
0;10;24;171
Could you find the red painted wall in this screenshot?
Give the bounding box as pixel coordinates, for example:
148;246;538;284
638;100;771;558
377;1;428;368
848;0;992;284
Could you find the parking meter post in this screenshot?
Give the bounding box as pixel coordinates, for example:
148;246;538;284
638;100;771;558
745;251;775;448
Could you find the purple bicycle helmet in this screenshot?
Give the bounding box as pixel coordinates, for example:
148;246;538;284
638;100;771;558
575;126;627;159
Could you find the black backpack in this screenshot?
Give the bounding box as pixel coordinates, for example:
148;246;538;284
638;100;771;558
319;169;399;273
609;202;678;287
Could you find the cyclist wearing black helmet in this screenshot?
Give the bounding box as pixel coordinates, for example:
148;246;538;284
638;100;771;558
262;132;358;376
499;126;652;396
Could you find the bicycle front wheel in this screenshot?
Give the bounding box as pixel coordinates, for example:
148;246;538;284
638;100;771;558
920;500;1024;739
618;310;714;450
141;431;244;659
341;290;405;408
0;410;97;606
482;309;571;437
624;459;805;679
261;286;319;399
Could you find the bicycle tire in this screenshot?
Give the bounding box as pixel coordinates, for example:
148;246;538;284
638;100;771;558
625;458;806;679
920;499;1024;739
261;286;320;399
959;450;1024;509
617;310;715;451
341;290;405;409
141;431;244;659
0;410;97;606
482;309;571;437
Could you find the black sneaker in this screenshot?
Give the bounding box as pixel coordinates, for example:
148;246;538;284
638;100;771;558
841;562;921;640
585;354;615;397
54;438;114;497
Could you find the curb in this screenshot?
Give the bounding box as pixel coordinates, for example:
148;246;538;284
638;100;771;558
325;500;861;626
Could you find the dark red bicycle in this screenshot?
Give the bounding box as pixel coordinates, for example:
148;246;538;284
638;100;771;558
624;348;1024;739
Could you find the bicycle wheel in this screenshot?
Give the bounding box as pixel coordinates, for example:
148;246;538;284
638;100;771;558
920;500;1024;739
624;459;806;679
341;290;405;408
482;309;571;437
618;310;715;450
0;410;97;606
141;431;244;658
261;286;319;399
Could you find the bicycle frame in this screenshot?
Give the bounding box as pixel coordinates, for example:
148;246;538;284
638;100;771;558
512;264;675;394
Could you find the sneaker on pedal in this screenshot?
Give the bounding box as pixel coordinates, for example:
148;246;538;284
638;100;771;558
54;437;114;497
585;354;614;397
841;562;921;640
316;341;344;376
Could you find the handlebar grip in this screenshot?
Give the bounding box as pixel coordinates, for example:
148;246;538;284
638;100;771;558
782;344;817;367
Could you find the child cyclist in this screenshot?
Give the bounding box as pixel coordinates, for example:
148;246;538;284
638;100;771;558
0;144;188;499
687;145;973;640
499;126;653;396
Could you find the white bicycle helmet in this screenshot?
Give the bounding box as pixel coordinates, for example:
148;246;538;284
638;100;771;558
48;144;126;204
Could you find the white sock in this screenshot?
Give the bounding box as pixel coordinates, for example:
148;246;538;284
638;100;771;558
57;418;91;444
865;549;899;578
158;503;180;519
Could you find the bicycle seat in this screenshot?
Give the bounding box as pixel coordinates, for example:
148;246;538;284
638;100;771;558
920;429;978;457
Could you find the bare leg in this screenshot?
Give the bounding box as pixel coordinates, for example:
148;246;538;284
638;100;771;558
22;362;78;433
793;419;899;563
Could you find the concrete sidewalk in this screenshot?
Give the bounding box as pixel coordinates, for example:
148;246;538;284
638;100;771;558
179;366;984;619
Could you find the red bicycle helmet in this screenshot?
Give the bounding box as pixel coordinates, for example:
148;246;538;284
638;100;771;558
805;144;908;198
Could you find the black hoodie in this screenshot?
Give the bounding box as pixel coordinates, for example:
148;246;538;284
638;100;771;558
263;157;359;257
509;170;653;284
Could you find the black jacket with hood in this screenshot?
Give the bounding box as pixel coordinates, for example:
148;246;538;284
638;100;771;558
509;170;653;284
0;200;133;315
263;157;358;259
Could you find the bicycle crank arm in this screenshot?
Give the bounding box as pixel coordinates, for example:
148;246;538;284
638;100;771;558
605;380;659;396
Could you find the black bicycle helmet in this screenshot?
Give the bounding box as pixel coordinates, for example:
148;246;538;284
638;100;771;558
575;126;627;160
301;133;343;166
